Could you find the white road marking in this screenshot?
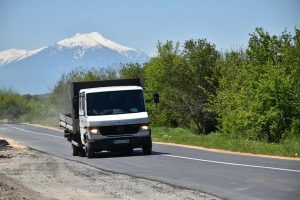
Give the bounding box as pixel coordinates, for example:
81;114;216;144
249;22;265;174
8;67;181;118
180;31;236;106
163;154;300;173
4;124;300;173
5;124;64;139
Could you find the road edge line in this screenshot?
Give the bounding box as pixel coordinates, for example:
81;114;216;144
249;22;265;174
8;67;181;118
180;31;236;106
154;142;300;161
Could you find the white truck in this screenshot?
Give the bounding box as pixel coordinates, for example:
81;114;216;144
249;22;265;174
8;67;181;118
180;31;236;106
59;78;158;158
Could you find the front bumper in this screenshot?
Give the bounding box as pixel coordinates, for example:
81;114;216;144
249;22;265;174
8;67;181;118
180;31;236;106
87;135;151;151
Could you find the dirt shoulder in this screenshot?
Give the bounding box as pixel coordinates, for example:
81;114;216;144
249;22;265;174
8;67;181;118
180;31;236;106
0;138;220;200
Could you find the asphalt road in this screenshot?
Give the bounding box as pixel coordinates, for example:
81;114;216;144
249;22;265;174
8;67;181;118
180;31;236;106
1;123;300;200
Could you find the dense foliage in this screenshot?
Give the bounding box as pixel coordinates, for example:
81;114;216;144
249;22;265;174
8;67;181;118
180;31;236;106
144;40;219;133
212;28;300;142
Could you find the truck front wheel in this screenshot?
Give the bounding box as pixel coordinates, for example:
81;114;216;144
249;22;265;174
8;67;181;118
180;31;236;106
142;140;152;155
72;144;79;156
85;144;94;158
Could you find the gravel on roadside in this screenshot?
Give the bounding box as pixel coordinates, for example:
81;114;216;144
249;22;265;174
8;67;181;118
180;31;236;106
0;137;221;200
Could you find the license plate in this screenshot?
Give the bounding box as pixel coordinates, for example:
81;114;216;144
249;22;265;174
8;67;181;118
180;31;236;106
113;139;130;144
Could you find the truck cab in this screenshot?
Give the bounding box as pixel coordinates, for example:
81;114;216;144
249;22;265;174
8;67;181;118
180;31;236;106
78;86;151;157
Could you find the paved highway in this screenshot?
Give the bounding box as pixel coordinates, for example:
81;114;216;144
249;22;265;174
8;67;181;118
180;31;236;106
1;123;299;200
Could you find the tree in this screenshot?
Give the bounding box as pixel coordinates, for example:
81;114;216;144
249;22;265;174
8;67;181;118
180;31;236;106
144;40;220;133
120;63;145;79
144;41;184;127
179;39;220;133
211;28;300;142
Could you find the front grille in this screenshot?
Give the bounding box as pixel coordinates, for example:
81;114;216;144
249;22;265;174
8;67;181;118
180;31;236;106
100;124;140;135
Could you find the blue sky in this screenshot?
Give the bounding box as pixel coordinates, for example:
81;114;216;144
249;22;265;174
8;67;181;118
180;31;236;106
0;0;299;53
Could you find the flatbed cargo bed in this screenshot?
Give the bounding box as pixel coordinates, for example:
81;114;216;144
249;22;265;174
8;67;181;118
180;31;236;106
59;113;73;132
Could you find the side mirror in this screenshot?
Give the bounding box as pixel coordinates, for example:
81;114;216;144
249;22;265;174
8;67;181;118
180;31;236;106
153;93;159;104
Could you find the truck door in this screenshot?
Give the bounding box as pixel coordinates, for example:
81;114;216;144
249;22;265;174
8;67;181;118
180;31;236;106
79;93;87;144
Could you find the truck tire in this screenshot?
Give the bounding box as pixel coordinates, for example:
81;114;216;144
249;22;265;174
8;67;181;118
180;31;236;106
85;144;94;158
142;140;152;155
72;144;79;156
79;148;86;157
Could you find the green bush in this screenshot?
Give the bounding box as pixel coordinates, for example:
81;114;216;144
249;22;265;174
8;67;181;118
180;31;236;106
211;28;300;143
0;89;28;120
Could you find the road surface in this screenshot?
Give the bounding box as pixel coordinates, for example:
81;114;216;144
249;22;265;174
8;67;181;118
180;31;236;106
1;123;299;200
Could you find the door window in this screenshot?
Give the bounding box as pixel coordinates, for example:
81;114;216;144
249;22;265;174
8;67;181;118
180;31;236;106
79;94;85;116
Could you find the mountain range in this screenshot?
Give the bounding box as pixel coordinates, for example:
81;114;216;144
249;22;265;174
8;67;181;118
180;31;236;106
0;32;150;94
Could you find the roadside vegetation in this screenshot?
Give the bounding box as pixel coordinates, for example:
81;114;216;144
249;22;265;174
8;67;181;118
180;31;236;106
1;27;299;157
152;127;299;157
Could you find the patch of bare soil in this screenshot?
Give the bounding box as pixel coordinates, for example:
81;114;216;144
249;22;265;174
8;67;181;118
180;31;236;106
0;173;54;200
0;138;220;200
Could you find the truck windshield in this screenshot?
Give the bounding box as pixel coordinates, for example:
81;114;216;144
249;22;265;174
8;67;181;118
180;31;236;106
86;90;145;116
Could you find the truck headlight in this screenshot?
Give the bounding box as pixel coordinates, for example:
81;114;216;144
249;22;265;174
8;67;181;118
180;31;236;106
89;127;100;134
140;124;149;131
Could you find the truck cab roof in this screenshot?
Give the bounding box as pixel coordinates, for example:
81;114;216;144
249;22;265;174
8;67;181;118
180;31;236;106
80;86;143;94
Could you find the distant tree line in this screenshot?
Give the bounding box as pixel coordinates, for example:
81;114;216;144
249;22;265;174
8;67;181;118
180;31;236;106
0;89;51;122
1;28;299;143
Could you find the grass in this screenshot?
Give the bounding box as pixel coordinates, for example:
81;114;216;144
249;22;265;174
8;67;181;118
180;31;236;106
152;127;300;158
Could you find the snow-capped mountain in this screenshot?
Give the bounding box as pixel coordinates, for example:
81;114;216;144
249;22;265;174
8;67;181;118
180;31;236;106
0;32;150;94
0;47;46;67
56;32;135;52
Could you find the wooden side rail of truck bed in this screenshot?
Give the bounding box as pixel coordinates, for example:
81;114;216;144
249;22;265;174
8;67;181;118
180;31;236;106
59;113;74;132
